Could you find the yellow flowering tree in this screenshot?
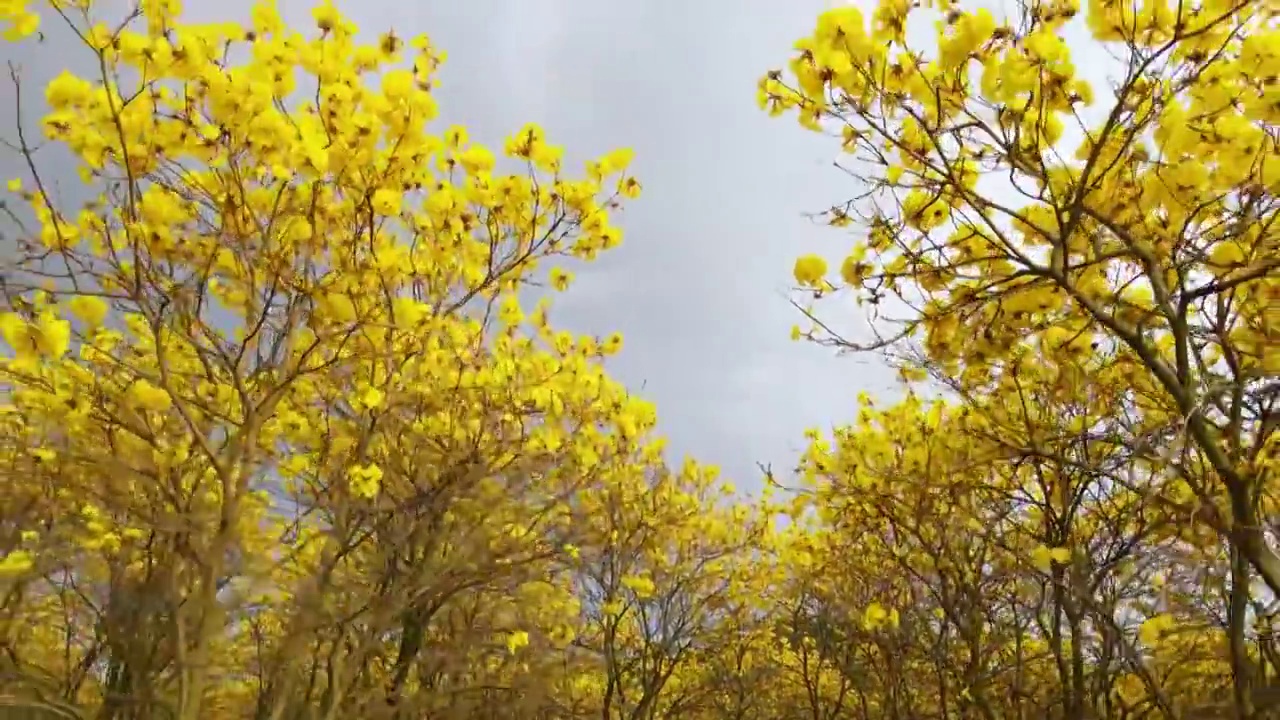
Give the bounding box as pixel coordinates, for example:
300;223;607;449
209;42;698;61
760;0;1279;717
764;0;1277;590
0;0;653;718
568;455;774;720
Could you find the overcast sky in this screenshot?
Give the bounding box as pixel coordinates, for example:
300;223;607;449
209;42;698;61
343;0;906;488
375;0;1108;488
395;0;899;486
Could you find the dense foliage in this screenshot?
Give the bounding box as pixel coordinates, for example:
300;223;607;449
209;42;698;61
0;0;1275;718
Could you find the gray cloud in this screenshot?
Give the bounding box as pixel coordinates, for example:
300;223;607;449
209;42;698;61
409;0;899;485
2;0;900;487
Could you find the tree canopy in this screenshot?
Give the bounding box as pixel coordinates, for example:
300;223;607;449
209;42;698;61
1;0;1276;718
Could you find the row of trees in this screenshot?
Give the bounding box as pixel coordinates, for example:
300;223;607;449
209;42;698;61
764;0;1278;717
0;0;1275;718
